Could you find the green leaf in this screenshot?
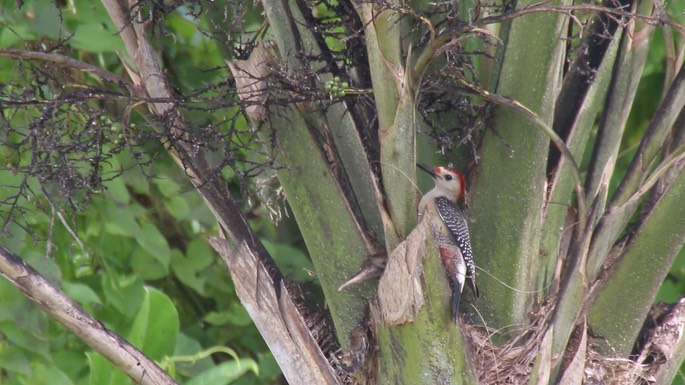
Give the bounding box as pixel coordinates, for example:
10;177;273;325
134;223;171;266
28;363;75;385
127;287;180;361
656;279;681;303
171;240;214;295
103;202;141;237
103;174;130;204
262;239;314;283
101;272;144;317
154;177;181;197
0;345;31;375
185;359;259;385
255;353;281;383
171;333;215;376
130;244;169;280
61;281;102;305
87;351;131;385
165;12;198;43
203;303;251;326
121;164;150;194
0;222;27;256
0;321;50;360
53;350;90;382
70;23;125;53
165;195;190;220
101;155;129;204
0;274;33;323
26;0;62;39
0;24;34;47
94;233;136;270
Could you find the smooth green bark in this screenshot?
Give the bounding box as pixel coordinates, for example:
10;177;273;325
469;0;569;329
259;0;385;346
588;168;685;355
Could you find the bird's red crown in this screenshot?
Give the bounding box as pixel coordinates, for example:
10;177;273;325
435;166;465;202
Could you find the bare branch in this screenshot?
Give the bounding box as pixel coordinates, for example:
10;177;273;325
0;49;134;92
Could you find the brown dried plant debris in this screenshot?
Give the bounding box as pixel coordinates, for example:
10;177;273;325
461;298;685;385
463;300;555;385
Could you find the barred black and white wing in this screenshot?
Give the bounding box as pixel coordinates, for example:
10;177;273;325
434;196;479;300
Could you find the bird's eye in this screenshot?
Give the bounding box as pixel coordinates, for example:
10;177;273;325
445;174;453;181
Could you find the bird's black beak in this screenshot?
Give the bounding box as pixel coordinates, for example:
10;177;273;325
417;163;438;179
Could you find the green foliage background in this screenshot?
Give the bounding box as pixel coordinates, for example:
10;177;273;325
0;1;300;384
0;0;683;384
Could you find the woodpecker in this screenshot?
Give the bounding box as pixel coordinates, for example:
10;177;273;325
417;163;479;322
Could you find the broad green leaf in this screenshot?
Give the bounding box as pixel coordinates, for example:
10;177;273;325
0;321;50;360
120;166;151;195
87;351;131;385
53;350;90;382
134;223;171;267
62;0;127;54
262;239;314;283
70;23;126;54
24;209;51;226
656;280;681;303
0;345;31;375
154;177;182;198
103;174;130;204
126;287;180;361
203;303;251;326
171;333;215;376
61;281;102;305
103;202;141;237
165;195;190;220
171;240;214;295
102;272;144;317
28;362;75;385
0;222;27;259
0;24;34;47
165;12;198;43
100;155;129;204
255;353;281;383
0;279;33;323
95;233;135;269
26;1;62;39
130;245;169;280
